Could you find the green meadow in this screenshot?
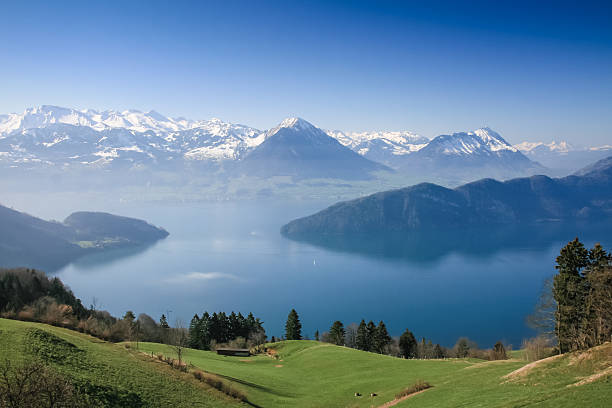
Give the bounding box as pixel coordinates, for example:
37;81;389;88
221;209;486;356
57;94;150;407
0;318;242;407
1;318;610;407
134;339;611;407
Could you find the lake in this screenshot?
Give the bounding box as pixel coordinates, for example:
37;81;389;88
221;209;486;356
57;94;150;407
7;195;612;348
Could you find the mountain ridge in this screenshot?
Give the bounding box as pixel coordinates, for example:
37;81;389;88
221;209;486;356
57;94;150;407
281;155;612;236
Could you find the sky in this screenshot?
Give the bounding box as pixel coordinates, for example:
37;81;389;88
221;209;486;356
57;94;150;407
1;0;611;145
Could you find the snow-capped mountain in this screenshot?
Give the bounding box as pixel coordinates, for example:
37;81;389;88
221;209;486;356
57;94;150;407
515;140;612;174
0;105;212;135
397;127;544;181
0;106;263;167
326;130;429;167
240;117;390;179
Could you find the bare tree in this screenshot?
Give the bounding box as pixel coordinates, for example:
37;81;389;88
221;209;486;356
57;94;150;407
169;319;189;366
345;323;359;349
526;278;557;343
0;359;86;408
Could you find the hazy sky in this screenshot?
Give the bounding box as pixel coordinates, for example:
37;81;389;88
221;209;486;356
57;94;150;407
1;0;611;144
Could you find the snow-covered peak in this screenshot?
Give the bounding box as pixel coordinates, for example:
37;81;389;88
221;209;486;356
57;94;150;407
0;105;235;136
424;128;518;156
266;117;318;138
515;141;575;153
472;128;517;152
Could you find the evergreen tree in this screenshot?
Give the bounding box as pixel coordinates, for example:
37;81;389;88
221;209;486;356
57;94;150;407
189;314;201;348
314;330;319;341
373;321;391;354
285;309;302;340
491;341;507;360
159;314;169;329
123;311;136;322
553;238;589;352
355;320;368;351
433;344;445;359
455;338;470;358
366;321;377;352
584;245;612;347
399;329;417;358
329;321;345;346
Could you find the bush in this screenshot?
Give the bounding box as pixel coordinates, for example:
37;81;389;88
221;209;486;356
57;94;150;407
192;371;247;402
395;380;432;399
522;336;554;361
0;359;89;408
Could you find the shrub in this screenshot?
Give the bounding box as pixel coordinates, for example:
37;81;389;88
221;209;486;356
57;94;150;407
192;371;247;402
395;380;432;399
522;336;554;361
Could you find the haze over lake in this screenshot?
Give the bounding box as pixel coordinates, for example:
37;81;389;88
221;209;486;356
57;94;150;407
5;194;609;348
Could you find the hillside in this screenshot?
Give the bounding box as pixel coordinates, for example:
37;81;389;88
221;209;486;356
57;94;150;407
134;340;611;408
0;204;168;270
281;155;612;236
0;318;242;407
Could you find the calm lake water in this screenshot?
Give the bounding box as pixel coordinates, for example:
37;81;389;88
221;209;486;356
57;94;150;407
11;196;612;348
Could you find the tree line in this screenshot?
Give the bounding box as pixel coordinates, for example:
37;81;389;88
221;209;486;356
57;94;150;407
187;311;265;350
283;309;507;360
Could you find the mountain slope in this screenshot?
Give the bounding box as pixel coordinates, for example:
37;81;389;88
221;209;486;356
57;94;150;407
0;204;168;270
239;118;391;179
281;155;612;235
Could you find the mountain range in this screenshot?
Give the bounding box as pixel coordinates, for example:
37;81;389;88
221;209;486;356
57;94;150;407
1;105;608;181
281;155;612;236
0;203;169;270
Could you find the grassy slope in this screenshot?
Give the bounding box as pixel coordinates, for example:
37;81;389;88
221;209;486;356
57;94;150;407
135;340;612;408
0;318;242;408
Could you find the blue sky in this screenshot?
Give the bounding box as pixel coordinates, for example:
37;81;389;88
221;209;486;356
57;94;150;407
1;0;611;144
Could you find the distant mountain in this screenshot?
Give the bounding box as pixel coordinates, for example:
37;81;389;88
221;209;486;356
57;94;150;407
281;155;612;236
326;130;429;167
0;106;262;168
516;140;612;174
396;128;544;181
0;204;168;270
6;105;609;184
238;118;391;179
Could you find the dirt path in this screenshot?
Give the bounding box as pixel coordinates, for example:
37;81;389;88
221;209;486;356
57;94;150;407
376;388;431;408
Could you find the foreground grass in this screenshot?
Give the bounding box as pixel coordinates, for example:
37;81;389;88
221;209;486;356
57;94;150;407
135;340;611;408
0;318;243;407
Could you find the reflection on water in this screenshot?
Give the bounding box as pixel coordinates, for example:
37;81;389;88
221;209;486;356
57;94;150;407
283;220;612;264
51;200;612;348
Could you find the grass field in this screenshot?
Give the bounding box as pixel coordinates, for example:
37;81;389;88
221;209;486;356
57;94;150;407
1;318;610;407
0;318;243;407
135;340;612;408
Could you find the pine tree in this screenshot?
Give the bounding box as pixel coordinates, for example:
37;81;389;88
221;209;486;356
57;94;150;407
433;344;445;359
314;330;319;341
366;321;377;352
491;341;507;360
123;311;136;322
553;238;589;352
399;329;417;358
373;321;391;354
355;320;368;351
285;309;302;340
329;321;345;346
189;314;201;348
